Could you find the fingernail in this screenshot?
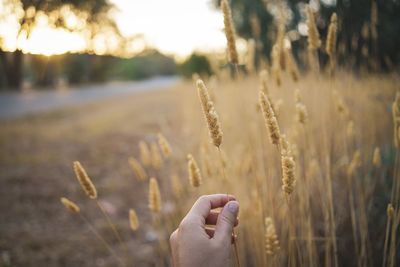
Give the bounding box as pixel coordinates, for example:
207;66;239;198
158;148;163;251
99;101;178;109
227;201;239;214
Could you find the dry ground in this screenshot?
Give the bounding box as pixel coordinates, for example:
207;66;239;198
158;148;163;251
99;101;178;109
0;84;187;267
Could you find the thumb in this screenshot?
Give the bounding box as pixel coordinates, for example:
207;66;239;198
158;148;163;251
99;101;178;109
214;201;239;242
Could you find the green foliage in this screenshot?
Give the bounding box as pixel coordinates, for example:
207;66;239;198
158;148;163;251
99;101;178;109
179;54;213;78
24;50;177;87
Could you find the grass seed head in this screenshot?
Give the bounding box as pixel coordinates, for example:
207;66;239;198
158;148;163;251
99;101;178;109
128;157;147;181
259;91;281;146
196;79;223;148
187;154;203;187
149;177;162;213
158;133;172;158
129;209;139;231
60;197;80;213
73;161;97;199
221;0;239;64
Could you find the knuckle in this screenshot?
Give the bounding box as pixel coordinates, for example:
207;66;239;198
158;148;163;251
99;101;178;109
169;231;177;244
220;213;234;225
198;195;208;202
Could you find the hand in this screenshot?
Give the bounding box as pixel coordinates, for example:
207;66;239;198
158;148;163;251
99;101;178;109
170;194;239;267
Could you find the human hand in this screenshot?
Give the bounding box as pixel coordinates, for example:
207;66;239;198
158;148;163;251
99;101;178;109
169;194;239;267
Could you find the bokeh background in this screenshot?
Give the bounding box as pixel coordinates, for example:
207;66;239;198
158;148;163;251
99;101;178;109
0;0;400;266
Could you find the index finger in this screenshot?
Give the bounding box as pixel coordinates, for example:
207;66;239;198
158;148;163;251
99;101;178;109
188;194;236;219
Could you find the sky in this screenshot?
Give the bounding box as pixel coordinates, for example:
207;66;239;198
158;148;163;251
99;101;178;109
0;0;227;58
113;0;227;58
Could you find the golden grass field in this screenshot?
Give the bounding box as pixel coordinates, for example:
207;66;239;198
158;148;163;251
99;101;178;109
0;70;398;266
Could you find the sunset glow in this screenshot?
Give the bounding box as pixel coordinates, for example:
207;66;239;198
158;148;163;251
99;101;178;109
0;0;227;58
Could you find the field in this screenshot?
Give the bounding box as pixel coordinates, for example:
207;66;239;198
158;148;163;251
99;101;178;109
0;70;398;266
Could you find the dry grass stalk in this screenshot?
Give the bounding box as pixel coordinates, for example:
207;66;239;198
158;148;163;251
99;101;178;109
221;0;238;64
259;69;269;95
326;13;338;75
372;147;382;167
246;39;256;73
139;141;151;166
151;143;163;170
187;154;202;187
73;161;97;199
265;217;280;255
259;91;281;146
129;209;139;231
271;45;282;87
149;177;162;213
284;46;299;82
158;133;172;158
392;93;400;148
128;157;147;181
306;6;321;72
326;13;337;57
60;197;80;213
196;79;223;148
306;6;321;51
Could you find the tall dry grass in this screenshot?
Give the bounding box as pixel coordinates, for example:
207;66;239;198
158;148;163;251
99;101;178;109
59;4;399;267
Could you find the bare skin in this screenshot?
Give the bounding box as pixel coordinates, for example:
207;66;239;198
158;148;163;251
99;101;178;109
170;194;240;267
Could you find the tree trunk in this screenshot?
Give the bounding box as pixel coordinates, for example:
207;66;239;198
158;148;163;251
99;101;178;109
0;49;23;90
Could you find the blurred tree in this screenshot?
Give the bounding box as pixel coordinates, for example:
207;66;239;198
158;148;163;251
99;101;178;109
179;53;213;78
0;0;122;89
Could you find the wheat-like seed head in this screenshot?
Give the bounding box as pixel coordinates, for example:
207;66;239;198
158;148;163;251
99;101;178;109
187;154;202;187
60;197;80;213
306;6;321;51
139;141;151;166
128;157;147;181
221;0;238;64
157;133;172;158
281;153;296;195
73;161;97;199
150;143;163;170
259;91;281;146
196;79;223;148
372;147;382;167
265;217;280;256
129;209;139;231
326;13;338;57
149;177;162;213
347;150;362;177
387;203;394;219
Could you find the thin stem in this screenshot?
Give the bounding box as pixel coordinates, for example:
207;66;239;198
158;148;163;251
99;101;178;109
79;213;125;267
382;215;392;267
95;200;129;254
217;147;241;267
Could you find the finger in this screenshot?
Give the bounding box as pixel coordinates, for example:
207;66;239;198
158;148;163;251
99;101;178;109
205;211;239;226
205;227;215;238
214;201;239;243
205;227;237;244
188;194;236;220
169;229;179;267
